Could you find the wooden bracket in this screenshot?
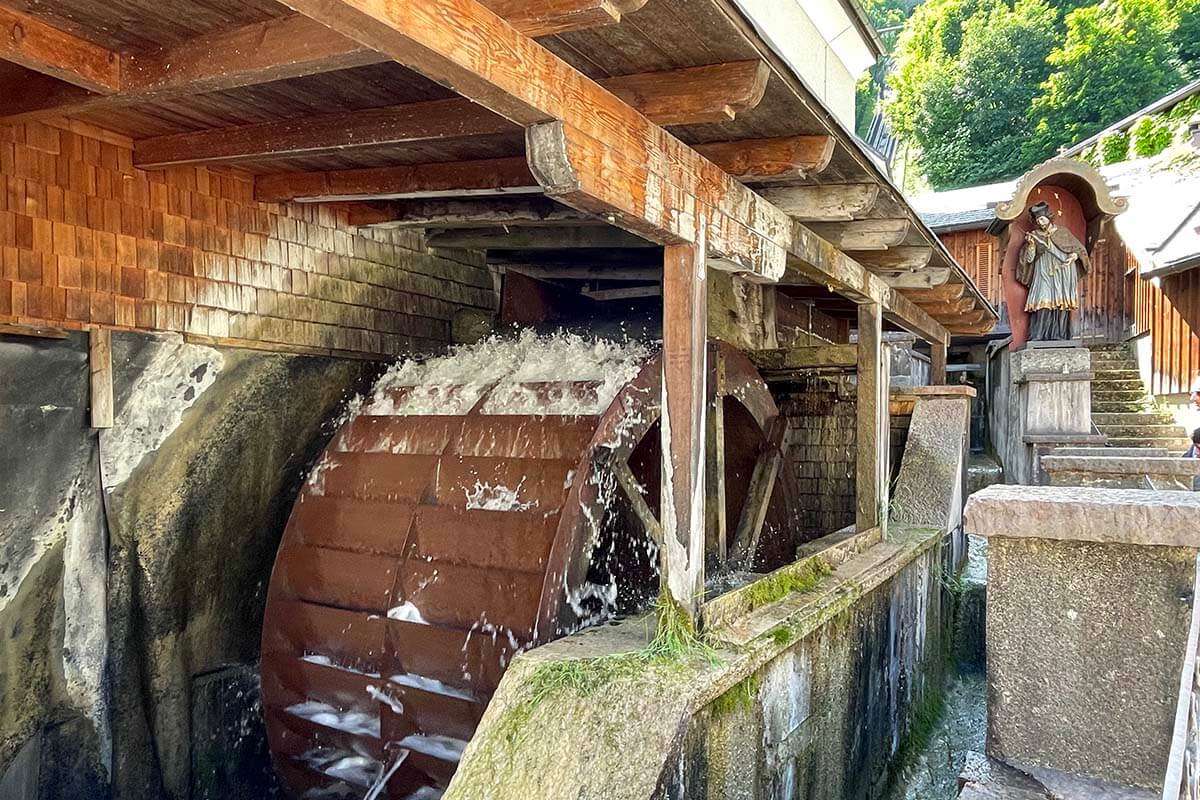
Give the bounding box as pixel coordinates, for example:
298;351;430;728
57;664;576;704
89;328;113;429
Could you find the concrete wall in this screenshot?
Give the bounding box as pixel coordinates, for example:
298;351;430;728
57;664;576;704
0;328;379;799
0;119;496;357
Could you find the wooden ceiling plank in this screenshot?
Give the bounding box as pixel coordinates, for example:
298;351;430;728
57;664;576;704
807;219;910;251
692;135;834;184
427;226;651;249
345;197;594;227
601;59;769;126
762;183;879;222
5;3;658;122
133;62;777;169
255;156;539;202
0;5;120;93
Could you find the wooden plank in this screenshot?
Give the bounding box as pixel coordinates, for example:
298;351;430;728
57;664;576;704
728;415;788;568
8;3;651;122
427;226;648;249
887;289;950;346
602;60;770;126
607;454;663;548
907;283;965;304
255;157;539;203
345;198;592;228
478;0;648;36
580;284;660;301
661;242;707;617
847;246;933;272
692;136;834;184
749;344;858;371
930;341;947;385
808;219;910;251
759;183;879;221
89;328;113;429
136;63;773;169
916;297;974;317
884;269;951;289
505;264;660;281
705;348;727;567
0;5;120;93
0;322;69;339
856;302;884;534
278;0;789;279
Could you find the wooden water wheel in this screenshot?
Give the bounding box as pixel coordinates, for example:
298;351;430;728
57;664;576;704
260;338;800;798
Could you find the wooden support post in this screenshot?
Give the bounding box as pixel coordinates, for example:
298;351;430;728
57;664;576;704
89;328;113;429
856;303;885;535
705;347;727;569
931;341;948;385
661;242;707;619
728;416;789;569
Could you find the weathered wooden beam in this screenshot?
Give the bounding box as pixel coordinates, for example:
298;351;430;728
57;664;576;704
345;197;592;228
693;136;834;184
603;60;769;126
808;219;911;251
256;156;538;203
607;453;663;547
479;0;649;36
917;296;975;317
505;264;661;281
89;328;113;428
275;0;824;280
749;343;858;371
910;282;966;303
886;288;949;347
661;242;708;617
580;284;660;301
847;246;933;272
931;309;990;327
884;269;951;289
8;3;651;122
136;62;774;169
759;183;879;221
0;5;120;93
428;226;648;249
930;341;948;384
856;302;884;534
705;346;727;566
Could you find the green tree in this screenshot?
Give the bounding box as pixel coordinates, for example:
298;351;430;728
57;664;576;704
1024;0;1186;162
885;0;1059;188
1175;0;1200;78
855;0;919;137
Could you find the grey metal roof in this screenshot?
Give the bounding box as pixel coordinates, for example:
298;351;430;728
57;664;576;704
919;207;997;232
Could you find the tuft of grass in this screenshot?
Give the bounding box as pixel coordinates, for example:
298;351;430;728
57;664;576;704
743;558;832;611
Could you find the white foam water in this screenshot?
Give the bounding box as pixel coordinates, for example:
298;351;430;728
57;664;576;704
396;733;467;763
285;701;380;738
389;673;475;702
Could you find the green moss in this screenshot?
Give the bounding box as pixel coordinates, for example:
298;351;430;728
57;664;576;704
886;678;948;788
743;558;832;612
711;674;759;716
496;593;721;747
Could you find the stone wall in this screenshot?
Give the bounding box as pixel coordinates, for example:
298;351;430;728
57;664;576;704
0;119;495;357
0;329;379;799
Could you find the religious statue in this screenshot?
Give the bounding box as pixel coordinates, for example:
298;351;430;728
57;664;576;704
1016;201;1091;342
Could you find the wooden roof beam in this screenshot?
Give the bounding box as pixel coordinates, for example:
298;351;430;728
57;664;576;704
885;269;952;289
255;156;538;203
4;2;653;122
0;5;120;93
916;296;974;316
692;136;834;184
427;227;649;249
345;198;593;228
759;183;880;222
134;62;776;169
807;219;911;251
846;246;934;272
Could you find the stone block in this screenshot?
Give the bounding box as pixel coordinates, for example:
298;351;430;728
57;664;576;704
1011;346;1090;384
1041;455;1200;491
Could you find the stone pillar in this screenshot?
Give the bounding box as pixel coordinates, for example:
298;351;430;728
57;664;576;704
964;485;1200;790
1009;345;1103;484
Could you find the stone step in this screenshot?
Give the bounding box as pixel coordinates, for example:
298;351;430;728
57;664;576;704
1092;401;1152;413
1091;389;1149;404
1089;354;1138;368
1105;436;1192;451
1095;423;1187;438
1092;411;1178;426
1089;378;1146;392
1091;369;1142;382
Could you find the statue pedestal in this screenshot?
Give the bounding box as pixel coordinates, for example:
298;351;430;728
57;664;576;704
1010;346;1102;484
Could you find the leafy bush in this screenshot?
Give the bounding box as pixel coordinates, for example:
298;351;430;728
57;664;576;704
1131;114;1175;157
1098;131;1130;164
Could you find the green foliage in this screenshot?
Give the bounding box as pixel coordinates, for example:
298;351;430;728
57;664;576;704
1098;130;1130;164
1024;0;1185;162
1130;114;1174;157
711;675;759;716
885;0;1059;188
1174;0;1200;77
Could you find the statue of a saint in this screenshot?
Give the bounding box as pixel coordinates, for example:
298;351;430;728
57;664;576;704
1017;201;1091;341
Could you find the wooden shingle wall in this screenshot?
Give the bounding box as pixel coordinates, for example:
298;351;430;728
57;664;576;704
0;120;496;358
